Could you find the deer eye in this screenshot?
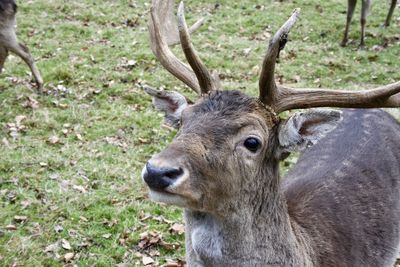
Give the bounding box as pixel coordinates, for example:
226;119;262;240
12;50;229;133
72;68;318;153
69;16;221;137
244;137;261;152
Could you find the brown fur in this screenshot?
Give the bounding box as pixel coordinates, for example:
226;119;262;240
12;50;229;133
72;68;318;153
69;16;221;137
143;90;400;266
0;0;43;90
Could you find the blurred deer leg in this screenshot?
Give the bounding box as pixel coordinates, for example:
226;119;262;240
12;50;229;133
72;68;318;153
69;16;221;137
341;0;357;47
384;0;397;27
0;46;8;73
6;40;43;90
359;0;371;49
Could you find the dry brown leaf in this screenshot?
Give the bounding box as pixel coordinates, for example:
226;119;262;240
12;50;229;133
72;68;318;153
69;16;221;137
5;224;17;230
21;199;32;209
72;185;87;193
61;239;72;250
102;233;112;239
64;252;74;262
22;96;39;109
162;259;186;267
76;133;83;141
169;223;185;235
44;242;59;253
54;225;63;233
142;256;155;265
1;137;10;148
138;138;150;144
159;240;180;250
16;115;26;125
48;135;60;144
13;215;28;223
139;231;149;240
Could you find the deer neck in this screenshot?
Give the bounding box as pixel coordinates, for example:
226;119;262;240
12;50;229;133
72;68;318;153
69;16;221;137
184;158;314;266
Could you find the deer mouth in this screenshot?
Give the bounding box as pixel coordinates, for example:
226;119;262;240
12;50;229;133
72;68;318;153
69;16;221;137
148;189;189;207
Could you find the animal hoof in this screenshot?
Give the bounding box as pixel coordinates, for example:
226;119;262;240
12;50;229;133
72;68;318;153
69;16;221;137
357;44;366;51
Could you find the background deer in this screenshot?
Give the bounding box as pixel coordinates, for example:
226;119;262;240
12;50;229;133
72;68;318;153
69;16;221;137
143;0;400;266
341;0;398;48
0;0;43;90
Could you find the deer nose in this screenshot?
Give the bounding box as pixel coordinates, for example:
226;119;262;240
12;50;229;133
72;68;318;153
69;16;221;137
143;162;183;191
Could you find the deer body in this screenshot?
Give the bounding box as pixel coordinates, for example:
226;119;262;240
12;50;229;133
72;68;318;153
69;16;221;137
143;1;400;266
0;0;43;90
165;98;400;267
284;108;400;267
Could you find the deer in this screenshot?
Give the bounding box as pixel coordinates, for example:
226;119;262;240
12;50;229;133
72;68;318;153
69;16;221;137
0;0;43;91
341;0;398;48
142;1;400;266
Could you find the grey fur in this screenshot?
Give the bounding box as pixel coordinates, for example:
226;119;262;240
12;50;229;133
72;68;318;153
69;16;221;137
0;0;43;90
143;90;400;267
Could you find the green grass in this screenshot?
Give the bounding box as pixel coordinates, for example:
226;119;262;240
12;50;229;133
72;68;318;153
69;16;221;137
0;0;399;265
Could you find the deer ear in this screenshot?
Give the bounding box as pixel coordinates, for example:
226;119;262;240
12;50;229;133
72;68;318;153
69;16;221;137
278;109;342;153
144;87;188;128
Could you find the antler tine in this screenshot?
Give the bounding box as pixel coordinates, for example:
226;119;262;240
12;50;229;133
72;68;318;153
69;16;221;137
177;1;218;94
149;0;201;94
259;9;300;108
259;8;400;112
169;17;206;47
274;82;400;112
160;0;206;47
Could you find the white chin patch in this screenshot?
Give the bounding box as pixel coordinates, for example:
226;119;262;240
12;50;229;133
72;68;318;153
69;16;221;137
149;190;188;208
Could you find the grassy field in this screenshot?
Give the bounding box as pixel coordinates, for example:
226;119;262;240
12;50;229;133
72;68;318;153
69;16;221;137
0;0;399;266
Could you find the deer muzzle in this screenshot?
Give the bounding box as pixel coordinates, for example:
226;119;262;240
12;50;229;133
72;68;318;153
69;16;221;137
143;162;184;191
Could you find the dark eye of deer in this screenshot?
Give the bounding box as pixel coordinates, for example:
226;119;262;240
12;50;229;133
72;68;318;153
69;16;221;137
244;137;260;152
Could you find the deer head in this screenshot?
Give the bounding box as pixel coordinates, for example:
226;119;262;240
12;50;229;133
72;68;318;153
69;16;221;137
142;0;400;215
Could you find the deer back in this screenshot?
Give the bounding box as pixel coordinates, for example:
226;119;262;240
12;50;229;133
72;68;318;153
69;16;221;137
284;108;400;267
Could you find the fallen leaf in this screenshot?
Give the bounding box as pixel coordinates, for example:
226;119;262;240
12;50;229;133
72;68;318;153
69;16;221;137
242;48;251;57
1;137;10;148
54;225;63;233
72;185;87;193
76;133;83;141
13;215;27;223
102;233;112;239
22;96;39;109
162;259;186;267
44;242;59;253
142;256;154;265
64;252;74;262
21;199;32;209
169;223;185;235
15;115;26;126
159;240;180;250
61;239;72;250
5;224;17;230
48;135;60;144
138;138;150;144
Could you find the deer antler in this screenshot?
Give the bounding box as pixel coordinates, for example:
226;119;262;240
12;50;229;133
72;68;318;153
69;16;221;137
259;9;400;113
149;0;205;48
177;2;218;94
149;0;219;95
259;9;300;109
